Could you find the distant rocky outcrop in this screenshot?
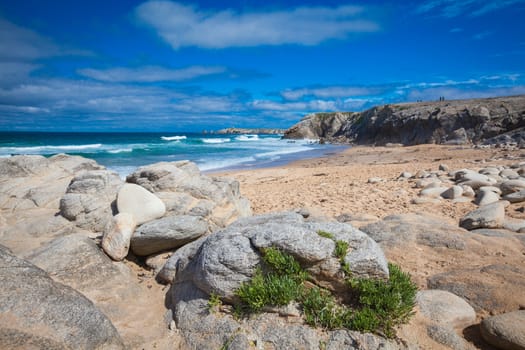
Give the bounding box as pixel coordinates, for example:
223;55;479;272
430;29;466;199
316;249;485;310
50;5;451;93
212;127;286;134
284;95;525;146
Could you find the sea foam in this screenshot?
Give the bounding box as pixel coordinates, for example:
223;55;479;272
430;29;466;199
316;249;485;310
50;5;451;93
161;136;187;141
0;143;102;155
201;138;231;144
235;134;259;141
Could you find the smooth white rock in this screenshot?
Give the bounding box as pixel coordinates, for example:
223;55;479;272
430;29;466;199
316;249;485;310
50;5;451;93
117;183;166;225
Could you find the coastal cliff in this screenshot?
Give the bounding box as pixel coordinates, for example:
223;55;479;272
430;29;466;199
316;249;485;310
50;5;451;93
284;95;525;145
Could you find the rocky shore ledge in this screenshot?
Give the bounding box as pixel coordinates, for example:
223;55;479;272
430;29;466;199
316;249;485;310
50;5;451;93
1;152;525;349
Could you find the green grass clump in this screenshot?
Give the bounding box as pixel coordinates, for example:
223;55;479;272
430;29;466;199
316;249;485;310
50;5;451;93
234;246;417;339
334;240;349;262
348;263;417;337
236;269;268;312
236;248;307;313
262;247;307;280
207;292;222;313
317;230;335;239
302;287;351;329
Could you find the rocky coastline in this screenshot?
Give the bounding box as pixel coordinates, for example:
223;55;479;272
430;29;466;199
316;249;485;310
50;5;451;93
210;127;286;135
283;95;525;147
1;145;525;349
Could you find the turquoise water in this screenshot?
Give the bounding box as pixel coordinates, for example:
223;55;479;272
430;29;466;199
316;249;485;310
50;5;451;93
0;132;345;177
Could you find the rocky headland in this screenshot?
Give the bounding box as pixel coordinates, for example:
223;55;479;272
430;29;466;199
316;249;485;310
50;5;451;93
211;127;286;135
284;95;525;146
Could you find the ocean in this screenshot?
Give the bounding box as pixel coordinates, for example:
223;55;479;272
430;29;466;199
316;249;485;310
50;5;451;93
0;132;345;177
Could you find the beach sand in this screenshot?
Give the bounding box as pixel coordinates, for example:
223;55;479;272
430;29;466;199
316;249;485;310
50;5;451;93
217;144;525;222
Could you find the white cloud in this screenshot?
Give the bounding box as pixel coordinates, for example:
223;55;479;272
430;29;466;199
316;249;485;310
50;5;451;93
342;98;379;110
415;0;525;18
0;104;50;114
471;0;525;15
78;65;226;82
399;78;481;90
0;19;59;60
281;86;380;100
135;1;379;49
250;99;353;112
407;85;525;101
0;62;40;86
478;73;522;84
0;76;247;130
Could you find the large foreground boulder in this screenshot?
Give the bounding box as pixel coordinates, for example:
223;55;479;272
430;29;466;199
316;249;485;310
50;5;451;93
26;234;171;348
172;212;388;297
27;234;138;304
167;212;399;349
0;245;124;349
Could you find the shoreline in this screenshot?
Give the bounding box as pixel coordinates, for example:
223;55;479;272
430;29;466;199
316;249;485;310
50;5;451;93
201;143;349;174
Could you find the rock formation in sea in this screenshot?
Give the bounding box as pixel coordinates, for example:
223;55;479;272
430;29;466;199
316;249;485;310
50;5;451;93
284;94;525;146
212;127;286;134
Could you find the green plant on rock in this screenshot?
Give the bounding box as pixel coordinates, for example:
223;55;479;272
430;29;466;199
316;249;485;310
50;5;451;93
317;230;335;239
236;269;270;312
233;246;417;339
348;263;418;338
236;248;307;313
261;246;307;279
301;286;351;329
334;240;349;263
341;261;352;277
207;292;222;313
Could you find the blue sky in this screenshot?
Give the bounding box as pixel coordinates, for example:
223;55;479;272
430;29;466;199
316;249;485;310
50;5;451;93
0;0;524;131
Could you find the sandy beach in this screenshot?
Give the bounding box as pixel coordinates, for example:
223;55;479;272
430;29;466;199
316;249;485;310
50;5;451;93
218;144;525;222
